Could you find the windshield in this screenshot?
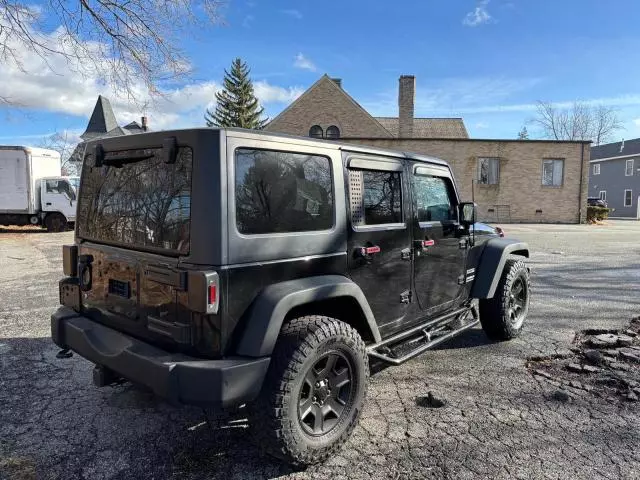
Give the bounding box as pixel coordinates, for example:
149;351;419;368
76;147;193;254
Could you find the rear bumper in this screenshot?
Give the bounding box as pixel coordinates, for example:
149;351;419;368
51;307;270;407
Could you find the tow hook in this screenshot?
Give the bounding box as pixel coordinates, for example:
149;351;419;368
56;348;73;359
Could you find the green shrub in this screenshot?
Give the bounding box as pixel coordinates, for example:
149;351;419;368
587;206;610;222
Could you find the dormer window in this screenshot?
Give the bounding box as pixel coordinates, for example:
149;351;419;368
309;125;323;138
326;125;340;140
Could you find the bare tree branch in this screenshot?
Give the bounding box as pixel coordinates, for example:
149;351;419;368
39;130;80;175
531;100;623;145
1;0;223;103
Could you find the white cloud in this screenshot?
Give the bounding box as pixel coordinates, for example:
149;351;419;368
0;25;303;132
242;14;254;28
281;9;303;19
463;0;492;27
475;122;489;129
293;53;317;72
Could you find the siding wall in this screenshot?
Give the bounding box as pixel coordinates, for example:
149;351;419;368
589;157;640;218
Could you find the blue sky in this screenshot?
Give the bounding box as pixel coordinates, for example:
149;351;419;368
2;0;640;145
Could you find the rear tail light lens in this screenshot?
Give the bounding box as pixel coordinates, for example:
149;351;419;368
62;245;78;276
188;271;219;314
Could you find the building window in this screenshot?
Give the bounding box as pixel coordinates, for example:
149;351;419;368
235;148;333;234
477;157;499;185
542;159;564;186
599;191;606;201
326;125;340;140
309;125;323;139
624;189;633;207
593;164;600;175
626;159;634;176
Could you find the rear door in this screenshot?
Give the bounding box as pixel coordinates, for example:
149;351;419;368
345;154;412;335
410;163;468;316
75;144;194;347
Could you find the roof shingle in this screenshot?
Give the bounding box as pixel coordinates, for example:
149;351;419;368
373;117;468;139
591;138;640;160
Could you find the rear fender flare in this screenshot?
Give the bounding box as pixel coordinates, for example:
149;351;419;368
470;238;530;299
234;275;381;357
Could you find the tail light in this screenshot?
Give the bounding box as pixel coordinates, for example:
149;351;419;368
495;227;505;237
188;271;220;314
62;245;78;276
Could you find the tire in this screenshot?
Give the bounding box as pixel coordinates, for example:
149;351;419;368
251;316;369;466
45;213;67;232
479;258;530;341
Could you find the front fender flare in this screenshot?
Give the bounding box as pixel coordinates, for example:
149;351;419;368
234;275;381;357
470;238;529;299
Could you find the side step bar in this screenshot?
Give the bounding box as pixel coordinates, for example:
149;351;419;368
367;307;479;366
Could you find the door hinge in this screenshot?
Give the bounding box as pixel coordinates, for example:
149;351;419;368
400;290;412;304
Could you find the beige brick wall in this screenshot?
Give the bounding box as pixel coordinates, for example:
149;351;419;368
265;76;391;138
341;138;590;223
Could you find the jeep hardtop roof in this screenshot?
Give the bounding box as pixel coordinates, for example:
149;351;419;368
85;127;451;169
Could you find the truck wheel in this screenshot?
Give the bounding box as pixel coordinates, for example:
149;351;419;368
45;213;67;232
251;316;368;466
479;259;530;341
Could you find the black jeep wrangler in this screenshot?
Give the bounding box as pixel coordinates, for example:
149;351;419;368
52;128;530;465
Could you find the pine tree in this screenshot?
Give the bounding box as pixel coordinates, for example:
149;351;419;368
517;126;529;140
205;58;269;129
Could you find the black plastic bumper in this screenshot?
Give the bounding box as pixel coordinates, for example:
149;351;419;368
51;307;270;407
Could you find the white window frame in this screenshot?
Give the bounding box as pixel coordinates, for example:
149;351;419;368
593;164;600;175
624;189;633;207
477;157;500;185
626;159;634;176
599;190;606;201
542;159;564;186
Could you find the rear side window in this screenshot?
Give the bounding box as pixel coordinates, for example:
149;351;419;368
235;148;333;234
350;170;403;226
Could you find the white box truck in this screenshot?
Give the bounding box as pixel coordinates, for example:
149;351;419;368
0;146;78;232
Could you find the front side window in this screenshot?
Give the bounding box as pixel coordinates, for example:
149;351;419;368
542;159;564;186
626;159;634;176
235;148;333;234
625;189;633;207
46;179;76;200
350;170;402;226
593;164;600;175
413;175;456;222
477;158;499;185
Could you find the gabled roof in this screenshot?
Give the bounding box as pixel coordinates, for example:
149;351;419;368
266;74;393;138
591;138;640;160
123;121;145;134
374;117;468;139
81;95;119;140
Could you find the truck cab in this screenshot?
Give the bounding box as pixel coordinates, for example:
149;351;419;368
40;176;78;225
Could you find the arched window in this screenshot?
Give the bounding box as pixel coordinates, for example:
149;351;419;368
326;125;340;139
309;125;323;138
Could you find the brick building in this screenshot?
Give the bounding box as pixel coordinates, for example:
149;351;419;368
265;75;590;223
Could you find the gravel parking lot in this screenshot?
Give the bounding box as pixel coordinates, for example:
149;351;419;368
1;222;640;480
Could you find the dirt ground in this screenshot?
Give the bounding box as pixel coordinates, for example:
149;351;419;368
1;221;639;479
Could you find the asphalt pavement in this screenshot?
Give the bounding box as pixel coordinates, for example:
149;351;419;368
1;221;639;480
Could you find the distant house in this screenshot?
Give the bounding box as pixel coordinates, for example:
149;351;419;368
69;95;147;165
589;139;640;219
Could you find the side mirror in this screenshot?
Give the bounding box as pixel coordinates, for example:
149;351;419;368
459;202;476;227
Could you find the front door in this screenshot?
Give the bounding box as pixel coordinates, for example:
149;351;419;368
345;155;412;336
410;163;468;316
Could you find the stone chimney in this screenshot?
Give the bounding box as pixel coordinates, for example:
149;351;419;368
398;75;415;138
141;116;148;132
331;78;342;89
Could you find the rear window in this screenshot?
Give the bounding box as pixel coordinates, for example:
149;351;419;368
235;148;333;234
77;147;192;254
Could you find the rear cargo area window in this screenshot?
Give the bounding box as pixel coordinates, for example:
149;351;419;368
77;147;192;254
235;148;333;234
350;170;403;226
